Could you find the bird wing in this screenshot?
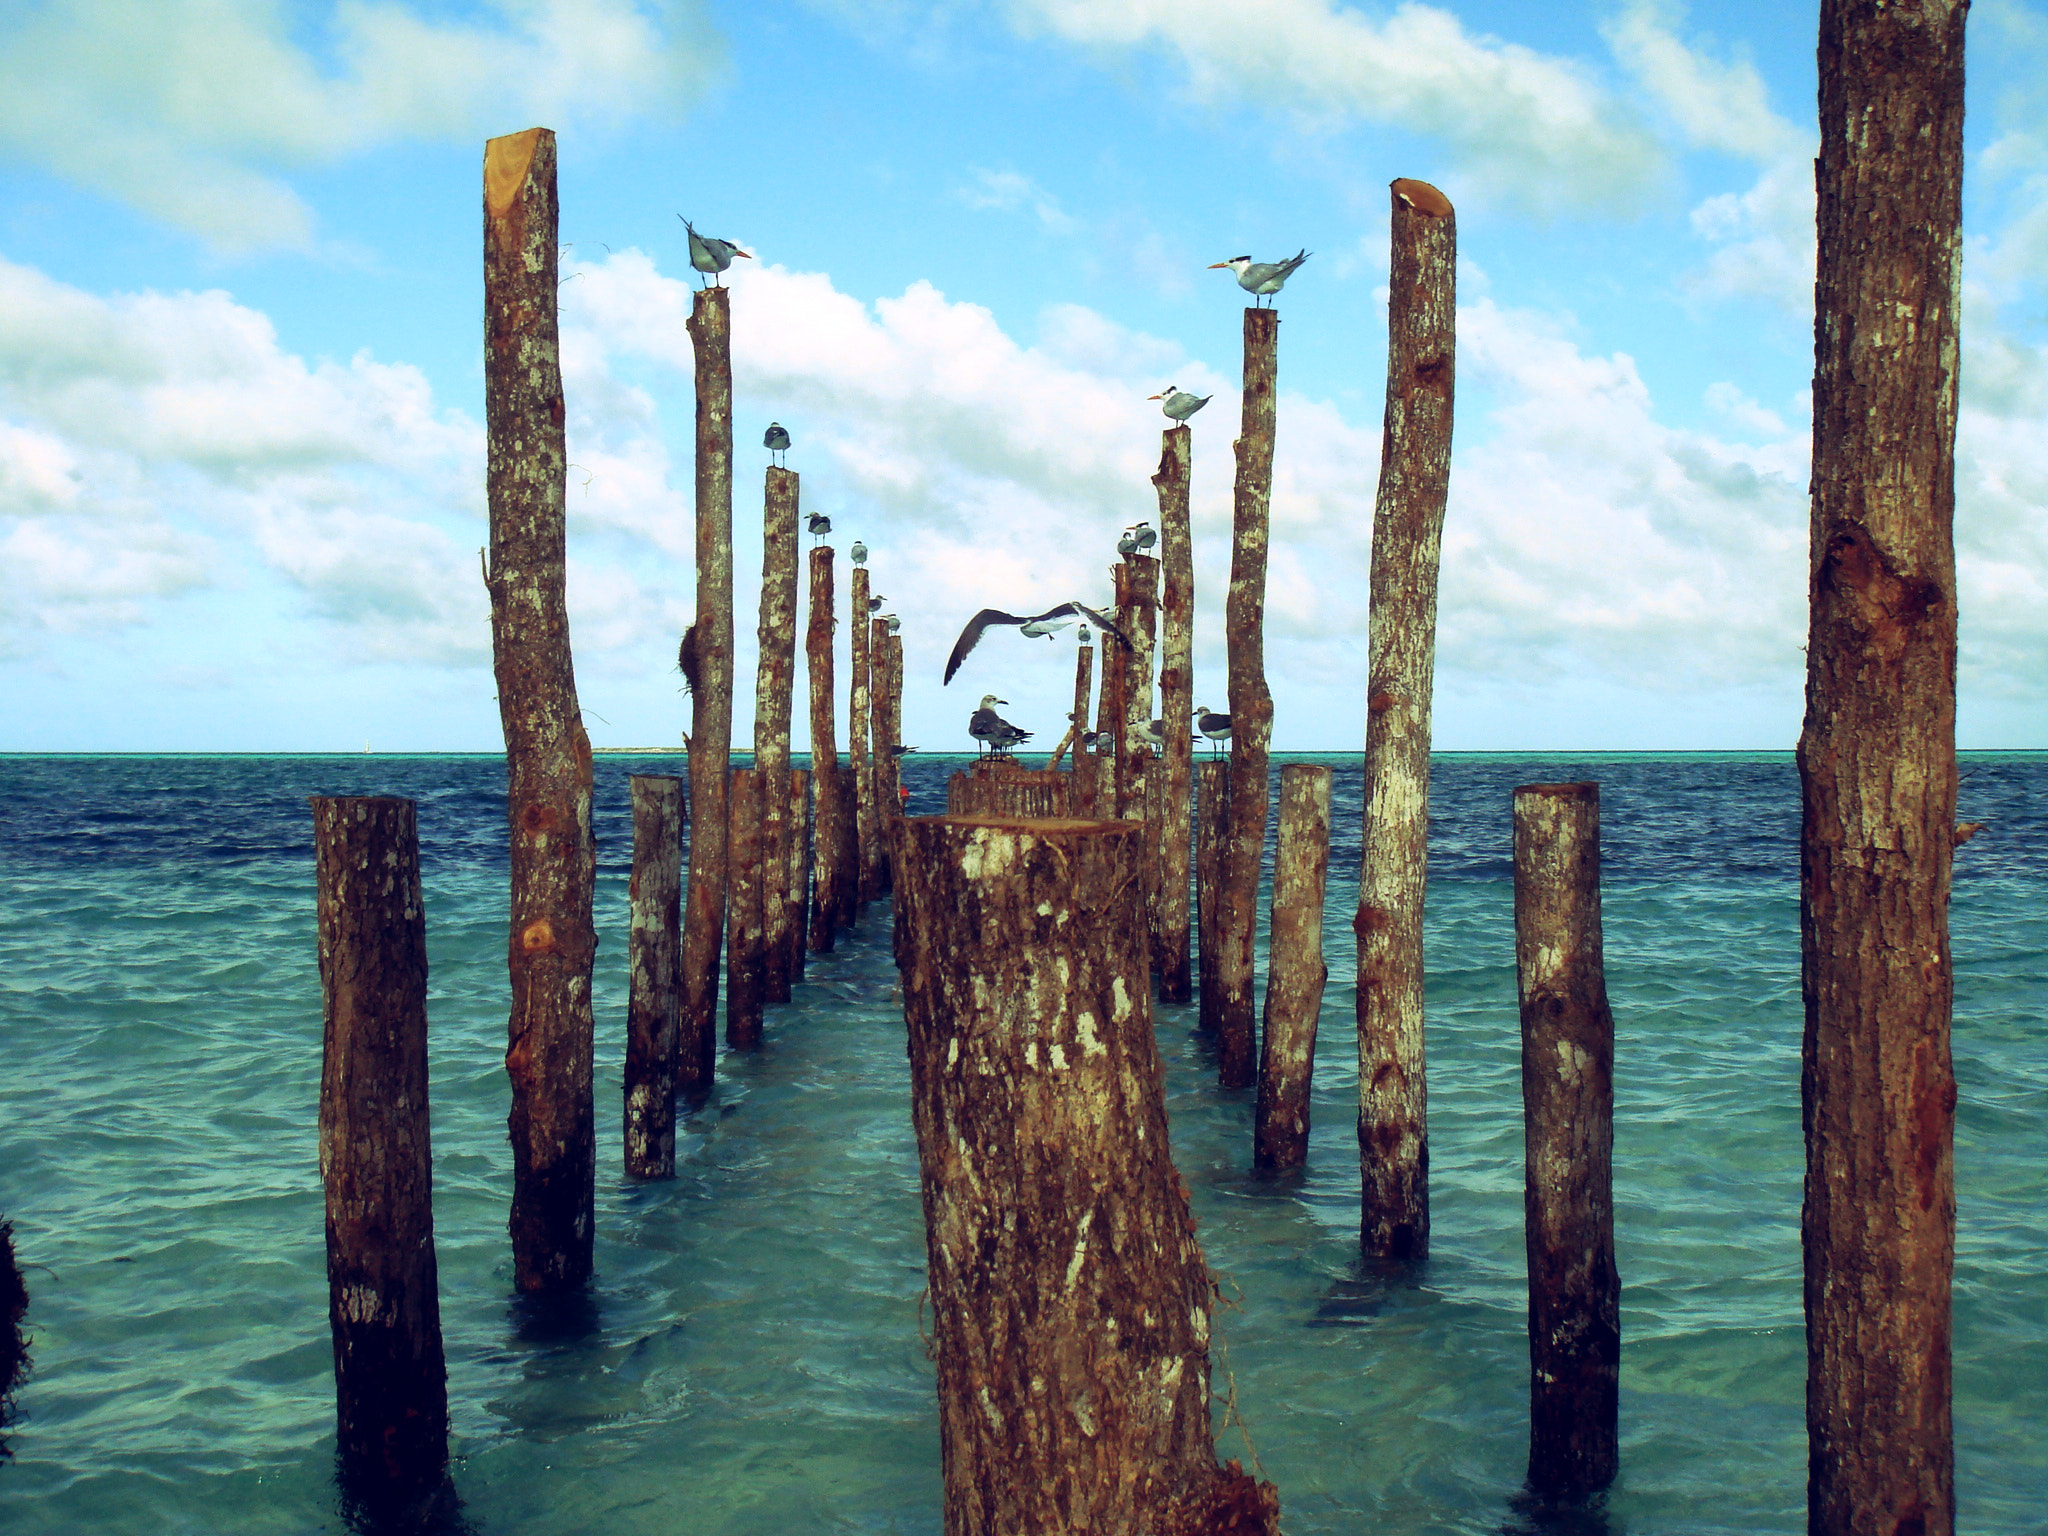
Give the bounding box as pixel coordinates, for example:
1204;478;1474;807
944;608;1027;685
1040;601;1131;651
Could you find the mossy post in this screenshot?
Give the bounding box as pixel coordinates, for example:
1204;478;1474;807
1804;3;1965;1530
1217;307;1278;1090
756;467;800;1004
807;546;844;951
1357;177;1455;1261
624;773;684;1177
1255;765;1333;1171
483;127;597;1293
680;283;735;1093
893;813;1282;1536
1153;425;1196;1002
1513;782;1619;1498
312;797;449;1519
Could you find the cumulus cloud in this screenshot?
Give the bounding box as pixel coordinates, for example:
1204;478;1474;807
0;0;720;249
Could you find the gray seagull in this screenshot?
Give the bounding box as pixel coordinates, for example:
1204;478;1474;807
1195;705;1233;755
969;695;1031;757
944;601;1132;684
679;217;752;286
764;422;790;466
1209;250;1310;306
850;540;868;566
807;511;831;544
1149;386;1212;422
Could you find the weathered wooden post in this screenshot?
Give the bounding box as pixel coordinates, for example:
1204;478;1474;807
679;282;736;1093
894;813;1282;1536
1115;553;1160;826
1512;782;1619;1498
1196;760;1229;1037
755;466;800;1005
807;546;844;951
725;767;765;1048
0;1216;24;1442
1046;632;1095;771
312;797;449;1516
1803;4;1964;1531
1153;426;1196;1002
624;774;684;1177
1255;765;1333;1171
850;567;874;909
784;767;810;983
483;127;597;1292
879;631;904;886
1357;177;1456;1261
1216;307;1278;1089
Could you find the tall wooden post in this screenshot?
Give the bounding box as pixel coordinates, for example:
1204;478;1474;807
1513;782;1619;1498
483;127;597;1293
1196;760;1229;1037
879;632;904;887
894;813;1282;1536
312;797;449;1516
850;567;874;907
679;284;735;1094
1255;766;1332;1171
1216;307;1278;1090
807;546;843;951
725;768;765;1048
1357;177;1456;1261
1046;635;1095;770
624;774;684;1177
1115;554;1160;828
784;768;810;984
756;467;800;1005
1153;426;1196;1002
1803;4;1964;1530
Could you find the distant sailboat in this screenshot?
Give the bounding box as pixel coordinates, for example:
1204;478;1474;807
364;741;371;753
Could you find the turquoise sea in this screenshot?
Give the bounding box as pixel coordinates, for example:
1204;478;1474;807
0;751;2042;1534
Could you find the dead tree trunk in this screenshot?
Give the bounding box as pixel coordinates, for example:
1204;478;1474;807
679;284;735;1094
755;468;800;1004
1047;635;1095;770
1357;177;1456;1261
1803;4;1965;1530
1513;782;1619;1498
807;546;843;952
483;127;597;1293
1154;426;1196;1003
624;774;684;1177
725;768;765;1048
894;813;1282;1536
1255;766;1332;1172
1196;761;1229;1038
1217;307;1278;1090
311;796;448;1516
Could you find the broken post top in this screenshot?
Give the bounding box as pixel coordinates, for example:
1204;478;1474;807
484;127;549;221
1390;177;1454;221
936;812;1138;836
1514;781;1599;803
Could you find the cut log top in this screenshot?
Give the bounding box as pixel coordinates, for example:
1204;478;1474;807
484;127;546;219
938;813;1137;836
1391;177;1454;219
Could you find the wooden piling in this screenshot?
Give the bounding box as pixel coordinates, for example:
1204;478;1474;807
862;615;888;901
1153;425;1196;1002
850;568;874;909
783;768;810;985
756;467;800;1005
483;127;597;1293
679;282;736;1094
623;774;684;1177
1803;4;1964;1530
1196;760;1229;1037
311;797;448;1513
725;768;765;1048
1512;782;1619;1498
1216;306;1279;1089
807;546;843;951
1255;765;1333;1171
893;813;1281;1536
1115;554;1160;825
879;631;904;887
1046;634;1095;771
1357;176;1456;1261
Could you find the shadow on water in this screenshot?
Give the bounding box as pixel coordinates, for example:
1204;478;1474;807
505;1285;605;1352
334;1458;474;1536
1306;1256;1444;1329
1499;1484;1618;1536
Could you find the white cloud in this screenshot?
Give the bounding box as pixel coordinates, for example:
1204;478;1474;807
0;0;720;249
957;168;1077;233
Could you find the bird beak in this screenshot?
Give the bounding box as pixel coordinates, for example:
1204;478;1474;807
1147;393;1163;400
1207;261;1231;269
734;247;754;259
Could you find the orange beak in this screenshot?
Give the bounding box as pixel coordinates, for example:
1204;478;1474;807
1147;393;1164;400
734;247;754;259
1207;261;1231;269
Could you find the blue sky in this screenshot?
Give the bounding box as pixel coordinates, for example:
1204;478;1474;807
2;0;2043;752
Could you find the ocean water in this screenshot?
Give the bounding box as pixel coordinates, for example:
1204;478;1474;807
1;751;2042;1534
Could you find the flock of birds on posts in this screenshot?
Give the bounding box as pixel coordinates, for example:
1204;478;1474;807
679;215;1309;760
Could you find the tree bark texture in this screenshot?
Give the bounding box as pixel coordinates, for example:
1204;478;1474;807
862;615;889;902
850;569;874;908
756;467;800;1005
947;758;1074;817
1803;5;1964;1531
807;547;843;952
1255;766;1333;1172
784;768;811;986
624;774;684;1178
1046;638;1095;770
893;813;1282;1536
1357;177;1456;1263
680;284;736;1094
1196;761;1229;1039
725;767;765;1049
1217;307;1278;1090
483;127;597;1293
312;797;448;1510
1154;426;1196;1003
879;632;905;889
1116;553;1160;826
1512;782;1619;1498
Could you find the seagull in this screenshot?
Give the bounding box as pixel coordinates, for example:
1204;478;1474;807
868;594;886;614
850;540;868;566
764;422;791;466
944;601;1132;684
1019;615;1075;640
969;695;1031;757
1209;250;1310;307
1149;386;1212;423
889;744;919;758
882;613;901;633
1195;705;1233;755
1131;521;1157;554
1136;718;1168;754
679;217;752;287
808;511;832;544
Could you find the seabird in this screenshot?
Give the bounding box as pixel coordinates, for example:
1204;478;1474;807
1019;615;1075;640
1148;386;1212;423
764;422;791;466
1117;529;1139;558
1131;521;1157;554
808;511;832;544
889;744;919;758
1209;250;1311;307
1194;705;1233;755
868;594;885;614
679;217;752;287
882;613;901;633
943;601;1133;685
969;695;1031;757
850;540;868;566
1136;718;1168;754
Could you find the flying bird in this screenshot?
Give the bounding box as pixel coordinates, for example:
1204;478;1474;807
1209;250;1311;306
1194;705;1233;754
764;422;790;466
808;511;832;543
679;217;752;286
850;540;868;566
943;601;1132;685
1149;386;1212;422
969;695;1031;757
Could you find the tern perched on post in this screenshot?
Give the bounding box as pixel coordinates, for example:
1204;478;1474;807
969;695;1030;757
1209;250;1310;306
764;422;790;466
943;601;1132;684
850;540;868;567
1194;705;1233;755
1149;386;1212;423
1117;528;1139;558
679;217;752;287
1131;521;1157;554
